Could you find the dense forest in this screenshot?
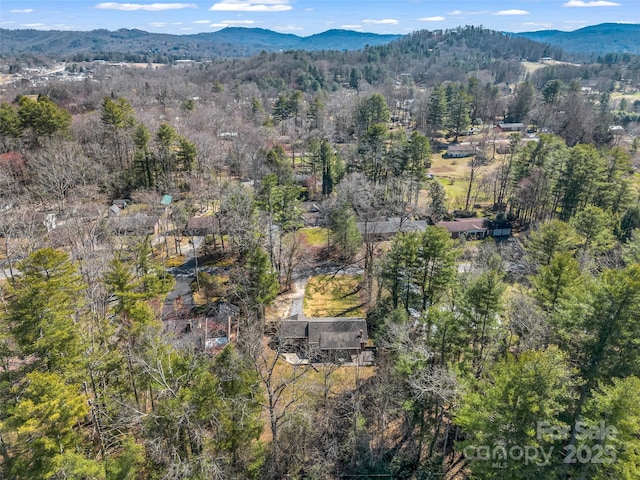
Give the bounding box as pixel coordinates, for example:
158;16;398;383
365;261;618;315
1;26;640;479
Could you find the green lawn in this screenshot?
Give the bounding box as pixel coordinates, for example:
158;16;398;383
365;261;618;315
304;274;366;317
299;227;329;248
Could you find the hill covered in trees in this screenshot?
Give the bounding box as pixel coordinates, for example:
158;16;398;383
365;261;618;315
0;27;401;61
2;22;639;65
517;23;640;56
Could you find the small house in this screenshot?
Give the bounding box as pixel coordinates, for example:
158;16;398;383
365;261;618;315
436;218;512;240
447;144;477;158
437;218;490;239
111;212;162;236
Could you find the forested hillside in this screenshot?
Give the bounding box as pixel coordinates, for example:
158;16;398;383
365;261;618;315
0;27;401;61
1;25;640;480
518;23;640;56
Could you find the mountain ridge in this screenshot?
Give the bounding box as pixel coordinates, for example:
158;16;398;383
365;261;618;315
2;23;639;61
516;23;640;55
0;27;402;60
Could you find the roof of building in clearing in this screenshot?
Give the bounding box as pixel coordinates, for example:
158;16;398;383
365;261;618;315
160;194;173;206
279;314;368;350
436;217;491;234
110;212;159;234
356;217;428;236
498;123;525;129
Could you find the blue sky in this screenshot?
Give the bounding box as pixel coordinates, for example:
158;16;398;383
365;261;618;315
1;1;638;35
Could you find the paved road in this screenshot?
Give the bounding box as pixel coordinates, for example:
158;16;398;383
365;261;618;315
163;236;204;313
288;277;307;316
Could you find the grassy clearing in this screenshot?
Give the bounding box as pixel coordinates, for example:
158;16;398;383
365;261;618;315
165;255;186;267
430;151;470;177
304;274;366;317
437;177;469;210
520;61;547;75
210;255;236;267
299;227;329;248
430;150;471;208
611;92;640;101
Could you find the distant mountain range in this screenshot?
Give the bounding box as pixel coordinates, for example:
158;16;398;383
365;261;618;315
0;27;401;60
516;23;640;56
1;23;639;61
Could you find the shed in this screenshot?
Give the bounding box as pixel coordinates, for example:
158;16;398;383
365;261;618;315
112;199;129;209
108;204;121;217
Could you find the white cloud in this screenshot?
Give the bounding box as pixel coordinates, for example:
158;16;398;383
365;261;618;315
417;16;446;22
304;7;313;11
362;18;399;25
275;25;303;31
448;9;488;16
563;0;620;6
22;23;45;27
210;19;258;26
11;9;34;13
340;24;362;29
209;1;292;12
212;19;256;24
150;22;167;26
96;3;197;11
494;9;530;15
193;19;211;23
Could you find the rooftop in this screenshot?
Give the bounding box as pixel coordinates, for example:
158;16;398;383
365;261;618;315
279;314;368;351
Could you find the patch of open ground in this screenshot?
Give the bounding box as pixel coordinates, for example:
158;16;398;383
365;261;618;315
299;227;329;248
521;60;581;75
303;274;366;317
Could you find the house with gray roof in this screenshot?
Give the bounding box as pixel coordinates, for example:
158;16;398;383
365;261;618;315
356;217;428;242
278;314;370;361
